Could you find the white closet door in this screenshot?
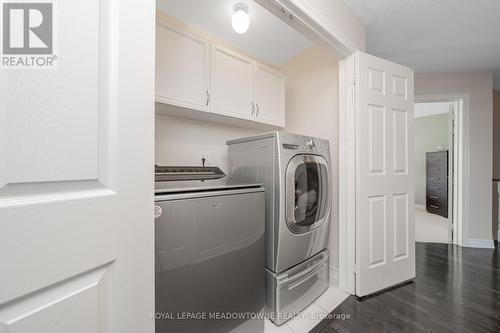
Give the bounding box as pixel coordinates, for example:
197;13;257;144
354;51;415;297
210;45;254;120
255;64;285;127
0;0;155;332
156;23;209;111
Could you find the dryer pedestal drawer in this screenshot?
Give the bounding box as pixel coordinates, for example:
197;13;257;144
265;250;329;326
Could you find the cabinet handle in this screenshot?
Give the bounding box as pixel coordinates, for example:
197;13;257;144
256;103;260;116
430;205;439;209
430;195;439;199
251;102;255;115
206;90;210;106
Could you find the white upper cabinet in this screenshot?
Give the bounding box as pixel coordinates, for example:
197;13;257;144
210;45;255;120
255;64;285;127
156;23;209;111
155;21;285;128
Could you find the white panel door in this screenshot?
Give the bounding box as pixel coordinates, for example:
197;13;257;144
156;22;209;111
255;63;285;127
0;0;155;332
355;51;415;296
210;45;255;120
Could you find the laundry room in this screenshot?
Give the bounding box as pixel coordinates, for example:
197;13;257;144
5;0;500;331
154;0;343;331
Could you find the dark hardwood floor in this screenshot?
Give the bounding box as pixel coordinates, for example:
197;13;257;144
312;242;500;333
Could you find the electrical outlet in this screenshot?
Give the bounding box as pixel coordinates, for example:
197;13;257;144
200;153;210;165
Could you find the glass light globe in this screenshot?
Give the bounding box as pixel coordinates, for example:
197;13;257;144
232;5;249;34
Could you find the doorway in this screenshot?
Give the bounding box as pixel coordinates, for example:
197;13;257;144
414;94;470;247
414;102;454;243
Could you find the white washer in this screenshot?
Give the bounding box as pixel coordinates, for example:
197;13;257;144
227;132;331;325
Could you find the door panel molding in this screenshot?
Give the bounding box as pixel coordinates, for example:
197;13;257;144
0;0;155;332
339;51;415;296
0;263;113;331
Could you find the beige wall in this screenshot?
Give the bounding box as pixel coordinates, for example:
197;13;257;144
155;115;260;172
280;46;340;269
493;90;500;178
415;72;494;241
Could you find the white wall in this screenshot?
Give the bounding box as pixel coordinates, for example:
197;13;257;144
155;115;259;172
300;0;366;51
280;46;340;270
415;72;494;242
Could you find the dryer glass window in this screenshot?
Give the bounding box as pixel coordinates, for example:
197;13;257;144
286;154;330;234
294;161;328;226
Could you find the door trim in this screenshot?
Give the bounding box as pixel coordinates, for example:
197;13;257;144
339;56;356;294
414;94;471;248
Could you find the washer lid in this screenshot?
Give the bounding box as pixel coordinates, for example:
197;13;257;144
155;177;263;194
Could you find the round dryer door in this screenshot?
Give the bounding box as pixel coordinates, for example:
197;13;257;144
285;154;330;234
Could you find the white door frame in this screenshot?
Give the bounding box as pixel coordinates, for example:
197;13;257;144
413;100;457;244
414;94;471;247
447;103;455;243
338;56;357;294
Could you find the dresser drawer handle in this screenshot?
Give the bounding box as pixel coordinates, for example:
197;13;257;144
430;195;439;199
430;205;439;209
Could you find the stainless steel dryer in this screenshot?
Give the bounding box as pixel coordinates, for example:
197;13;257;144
227;132;331;325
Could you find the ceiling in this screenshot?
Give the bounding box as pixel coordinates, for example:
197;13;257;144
343;0;500;89
156;0;312;66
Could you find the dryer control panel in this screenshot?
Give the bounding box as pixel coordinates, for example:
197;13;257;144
277;132;330;155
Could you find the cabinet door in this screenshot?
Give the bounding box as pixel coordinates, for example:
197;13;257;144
156;23;209;111
210;45;254;119
255;64;285;127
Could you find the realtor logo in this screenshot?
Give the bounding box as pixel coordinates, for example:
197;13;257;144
2;1;56;68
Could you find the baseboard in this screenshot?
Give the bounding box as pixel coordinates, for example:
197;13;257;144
466;239;495;249
415;204;426;210
329;265;338;286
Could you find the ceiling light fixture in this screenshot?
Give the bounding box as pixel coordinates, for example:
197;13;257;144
232;3;250;34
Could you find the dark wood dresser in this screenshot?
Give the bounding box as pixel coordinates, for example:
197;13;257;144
426;151;448;218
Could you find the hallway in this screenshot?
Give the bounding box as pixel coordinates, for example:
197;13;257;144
312;242;500;333
415;207;449;243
